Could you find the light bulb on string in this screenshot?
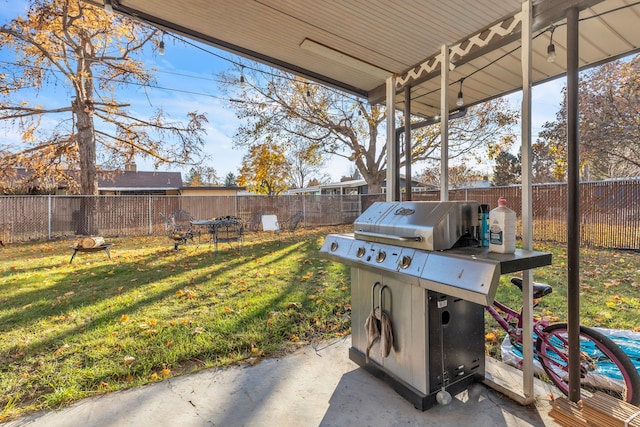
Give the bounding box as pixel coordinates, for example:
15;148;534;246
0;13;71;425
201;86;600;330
547;25;557;63
456;78;465;107
159;31;165;56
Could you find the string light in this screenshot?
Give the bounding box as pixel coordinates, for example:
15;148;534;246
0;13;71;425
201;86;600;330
547;25;557;63
159;32;165;56
104;0;113;14
456;78;464;107
306;83;311;97
240;66;245;86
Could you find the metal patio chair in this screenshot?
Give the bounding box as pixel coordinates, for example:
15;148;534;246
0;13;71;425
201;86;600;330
246;210;265;232
276;211;304;234
161;210;197;250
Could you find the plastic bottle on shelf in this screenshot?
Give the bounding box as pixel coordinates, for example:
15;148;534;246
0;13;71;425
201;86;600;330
489;197;516;254
479;204;490;248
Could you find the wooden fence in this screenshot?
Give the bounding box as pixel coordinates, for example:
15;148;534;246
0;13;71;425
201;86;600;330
1;180;639;250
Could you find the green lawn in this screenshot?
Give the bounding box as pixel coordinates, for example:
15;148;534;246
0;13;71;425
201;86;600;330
485;243;640;356
0;226;352;421
1;228;638;421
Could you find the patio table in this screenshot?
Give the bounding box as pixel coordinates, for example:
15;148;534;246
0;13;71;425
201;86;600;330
191;217;244;253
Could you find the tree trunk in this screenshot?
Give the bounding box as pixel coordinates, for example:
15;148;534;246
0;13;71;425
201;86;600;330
75;100;99;235
365;172;385;194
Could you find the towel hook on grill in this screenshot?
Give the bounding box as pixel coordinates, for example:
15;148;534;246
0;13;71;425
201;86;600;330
365;282;394;363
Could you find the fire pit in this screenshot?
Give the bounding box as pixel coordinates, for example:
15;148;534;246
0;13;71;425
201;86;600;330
320;201;551;410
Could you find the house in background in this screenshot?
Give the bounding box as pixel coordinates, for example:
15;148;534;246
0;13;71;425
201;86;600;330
288;179;368;196
287;176;424;196
100;164;245;196
98;169;183;195
2;166;244;196
0;168;72;194
180;185;245;196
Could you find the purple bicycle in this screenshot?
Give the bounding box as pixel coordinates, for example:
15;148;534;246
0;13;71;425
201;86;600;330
486;277;640;405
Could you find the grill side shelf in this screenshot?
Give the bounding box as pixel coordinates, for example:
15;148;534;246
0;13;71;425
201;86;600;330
320;234;552;306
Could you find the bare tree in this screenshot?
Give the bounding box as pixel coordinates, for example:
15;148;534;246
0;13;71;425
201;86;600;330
220;64;519;193
536;55;640;181
0;0;208;233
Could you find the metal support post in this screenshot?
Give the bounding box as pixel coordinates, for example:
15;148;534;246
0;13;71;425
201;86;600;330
404;85;412;200
440;45;449;201
386;75;398;202
566;6;581;403
520;0;535;404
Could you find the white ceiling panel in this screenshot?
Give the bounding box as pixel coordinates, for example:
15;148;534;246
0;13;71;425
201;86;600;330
97;0;639;117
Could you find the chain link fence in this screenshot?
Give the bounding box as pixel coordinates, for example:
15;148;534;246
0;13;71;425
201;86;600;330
1;180;638;249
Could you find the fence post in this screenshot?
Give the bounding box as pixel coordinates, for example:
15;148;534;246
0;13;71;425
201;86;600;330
48;195;52;240
302;195;306;227
148;196;153;235
234;194;238;218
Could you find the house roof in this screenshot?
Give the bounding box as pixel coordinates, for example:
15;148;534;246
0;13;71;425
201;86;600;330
181;186;246;191
94;0;640;119
98;170;183;190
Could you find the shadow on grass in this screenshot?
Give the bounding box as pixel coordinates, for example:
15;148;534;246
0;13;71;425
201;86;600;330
0;227;351;419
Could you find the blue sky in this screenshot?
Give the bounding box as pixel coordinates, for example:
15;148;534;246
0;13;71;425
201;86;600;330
0;0;565;183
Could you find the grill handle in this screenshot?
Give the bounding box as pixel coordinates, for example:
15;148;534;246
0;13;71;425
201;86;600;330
355;230;422;243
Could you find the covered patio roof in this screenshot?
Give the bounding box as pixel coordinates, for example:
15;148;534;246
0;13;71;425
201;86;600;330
97;0;639;117
96;0;638;407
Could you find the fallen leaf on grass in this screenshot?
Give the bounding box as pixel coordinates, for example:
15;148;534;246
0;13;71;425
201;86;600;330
604;279;620;289
54;343;69;355
123;356;136;366
246;357;260;365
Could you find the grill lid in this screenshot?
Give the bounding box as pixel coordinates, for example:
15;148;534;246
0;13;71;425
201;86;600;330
354;201;479;251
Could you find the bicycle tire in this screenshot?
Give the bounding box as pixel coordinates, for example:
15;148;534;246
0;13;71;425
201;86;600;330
536;323;640;405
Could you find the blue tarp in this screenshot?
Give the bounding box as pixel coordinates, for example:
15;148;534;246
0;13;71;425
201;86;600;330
501;328;640;381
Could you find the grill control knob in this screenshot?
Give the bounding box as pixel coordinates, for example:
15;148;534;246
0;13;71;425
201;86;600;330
376;250;386;263
356;247;366;258
400;255;412;269
330;242;338;252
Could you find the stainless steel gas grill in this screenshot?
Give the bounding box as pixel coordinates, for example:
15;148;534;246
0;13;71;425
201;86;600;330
320;201;551;410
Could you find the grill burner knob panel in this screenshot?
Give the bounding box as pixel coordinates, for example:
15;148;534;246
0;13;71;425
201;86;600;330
376;251;386;263
399;255;412;269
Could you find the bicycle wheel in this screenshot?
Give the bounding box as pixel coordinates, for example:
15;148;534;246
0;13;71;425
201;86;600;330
536;323;640;405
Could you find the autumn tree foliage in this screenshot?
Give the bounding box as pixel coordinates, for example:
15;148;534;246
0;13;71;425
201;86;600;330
491;151;521;186
536;55;640;181
221;65;518;193
286;144;327;189
419;163;487;190
184;166;218;186
238;142;289;195
0;0;207;233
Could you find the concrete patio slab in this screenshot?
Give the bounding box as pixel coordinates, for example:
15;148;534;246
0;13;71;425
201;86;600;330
1;337;560;427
